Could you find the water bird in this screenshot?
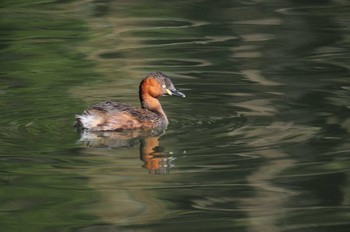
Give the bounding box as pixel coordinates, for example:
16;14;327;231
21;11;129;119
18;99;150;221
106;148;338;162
75;72;185;131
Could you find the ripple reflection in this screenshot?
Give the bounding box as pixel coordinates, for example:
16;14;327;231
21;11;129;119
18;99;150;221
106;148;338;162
78;128;180;174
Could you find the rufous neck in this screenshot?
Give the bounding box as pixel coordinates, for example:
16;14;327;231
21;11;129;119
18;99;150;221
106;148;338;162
140;94;168;124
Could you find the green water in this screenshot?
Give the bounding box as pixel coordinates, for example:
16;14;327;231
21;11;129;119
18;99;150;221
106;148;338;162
1;0;350;231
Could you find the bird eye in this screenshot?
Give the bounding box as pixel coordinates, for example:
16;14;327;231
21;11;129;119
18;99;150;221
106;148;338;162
162;84;167;89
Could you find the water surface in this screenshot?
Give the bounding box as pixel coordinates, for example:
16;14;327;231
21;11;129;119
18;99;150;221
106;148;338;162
1;0;350;231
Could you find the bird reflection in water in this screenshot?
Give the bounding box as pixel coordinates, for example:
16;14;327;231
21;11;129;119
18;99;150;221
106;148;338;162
77;128;175;174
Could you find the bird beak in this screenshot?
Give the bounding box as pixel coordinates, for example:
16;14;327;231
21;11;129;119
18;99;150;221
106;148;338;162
166;88;186;97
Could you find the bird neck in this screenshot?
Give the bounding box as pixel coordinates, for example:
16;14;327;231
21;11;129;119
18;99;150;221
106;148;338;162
140;94;168;124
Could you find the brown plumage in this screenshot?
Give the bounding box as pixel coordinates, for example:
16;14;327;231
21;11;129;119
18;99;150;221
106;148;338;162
75;72;185;131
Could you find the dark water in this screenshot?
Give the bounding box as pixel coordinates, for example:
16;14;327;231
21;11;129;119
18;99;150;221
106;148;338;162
1;0;350;231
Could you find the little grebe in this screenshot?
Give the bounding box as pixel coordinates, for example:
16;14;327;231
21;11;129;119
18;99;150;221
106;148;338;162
75;72;185;131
